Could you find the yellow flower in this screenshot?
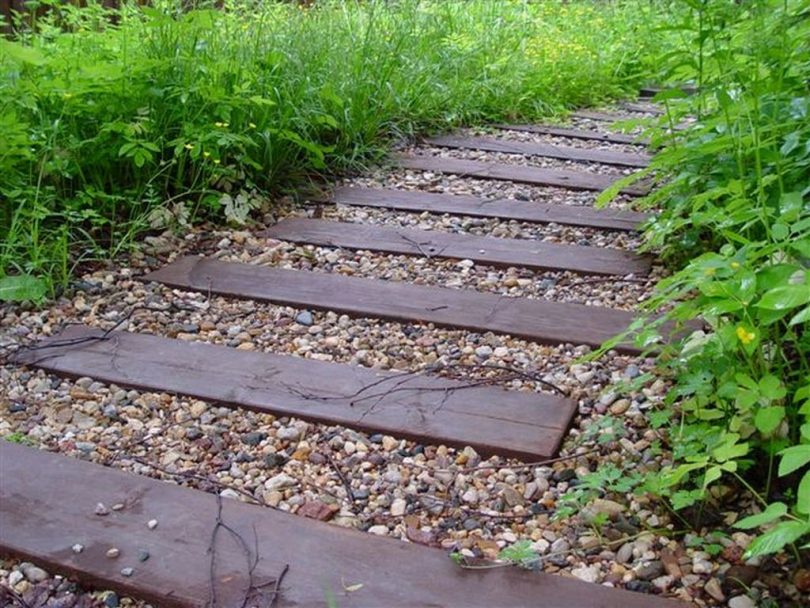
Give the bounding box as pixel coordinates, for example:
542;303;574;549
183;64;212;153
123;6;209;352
736;326;756;345
214;122;229;128
203;151;210;158
730;261;741;270
249;122;257;129
184;143;194;150
213;159;220;165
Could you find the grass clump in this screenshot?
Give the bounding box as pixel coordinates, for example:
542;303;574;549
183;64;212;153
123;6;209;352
1;0;668;297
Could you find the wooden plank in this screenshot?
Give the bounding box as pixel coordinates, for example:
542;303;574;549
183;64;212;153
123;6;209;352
14;326;575;461
329;186;649;232
395;155;650;197
570;110;648;122
262;218;651;276
493;123;648;146
424;134;650;168
621;102;665;115
144;256;643;353
0;443;686;608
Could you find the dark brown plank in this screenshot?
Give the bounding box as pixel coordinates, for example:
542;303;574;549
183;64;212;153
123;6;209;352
263;218;651;276
330;186;649;232
395;155;650;197
14;326;575;460
621;102;665;115
571;109;649;122
144;256;642;353
0;443;686;608
493;123;648;146
424;135;650;168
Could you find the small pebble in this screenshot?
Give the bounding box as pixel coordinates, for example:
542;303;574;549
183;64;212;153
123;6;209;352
72;543;84;554
95;503;110;516
120;567;134;577
147;519;158;530
106;548;120;558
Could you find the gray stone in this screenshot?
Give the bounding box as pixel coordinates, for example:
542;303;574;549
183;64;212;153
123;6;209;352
120;567;134;577
390;498;407;517
635;560;664;581
295;310;314;326
264;473;297;491
22;565;48;583
728;596;756;608
276;426;300;441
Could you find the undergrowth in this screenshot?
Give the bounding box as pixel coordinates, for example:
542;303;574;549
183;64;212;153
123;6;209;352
0;0;667;298
588;0;810;566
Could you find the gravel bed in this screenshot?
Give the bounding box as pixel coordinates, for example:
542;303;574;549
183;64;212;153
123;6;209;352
341;170;639;210
464;127;648;155
404;146;634;177
0;558;147;607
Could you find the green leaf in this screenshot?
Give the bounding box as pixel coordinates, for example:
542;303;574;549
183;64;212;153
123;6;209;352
789;306;810;326
0;275;47;302
755;407;785;435
734;502;787;529
744;521;810;558
757;284;810;310
778;445;810;477
798;471;810;515
0;39;48;66
759;376;786;400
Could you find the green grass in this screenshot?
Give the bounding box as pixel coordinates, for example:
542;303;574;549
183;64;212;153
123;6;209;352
0;0;670;298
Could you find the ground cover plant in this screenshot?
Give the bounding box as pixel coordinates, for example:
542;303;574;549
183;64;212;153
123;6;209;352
0;0;666;298
596;0;810;572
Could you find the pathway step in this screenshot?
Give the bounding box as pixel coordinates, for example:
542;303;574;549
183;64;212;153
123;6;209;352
395;155;650;196
493;123;648;146
570;109;649;122
14;326;575;460
0;442;685;608
262;218;651;276
328;186;648;231
145;256;642;353
424;134;651;168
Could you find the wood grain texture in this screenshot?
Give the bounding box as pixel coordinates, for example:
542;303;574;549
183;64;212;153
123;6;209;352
144;256;643;353
424;135;650;168
14;326;575;460
328;186;649;231
493;123;648;146
262;218;651;276
0;443;687;608
395;154;650;196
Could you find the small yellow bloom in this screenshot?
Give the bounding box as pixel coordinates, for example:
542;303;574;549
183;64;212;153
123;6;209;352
203;151;210;158
736;326;756;345
249;122;257;129
184;143;194;150
214;122;229;128
213;159;221;165
730;261;741;270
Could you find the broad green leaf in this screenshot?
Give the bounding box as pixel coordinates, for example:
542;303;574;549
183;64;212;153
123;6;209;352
759;376;786;400
0;275;47;302
778;445;810;477
744;521;810;558
755;407;785;435
757;284;810;310
702;465;723;489
734;502;787;529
